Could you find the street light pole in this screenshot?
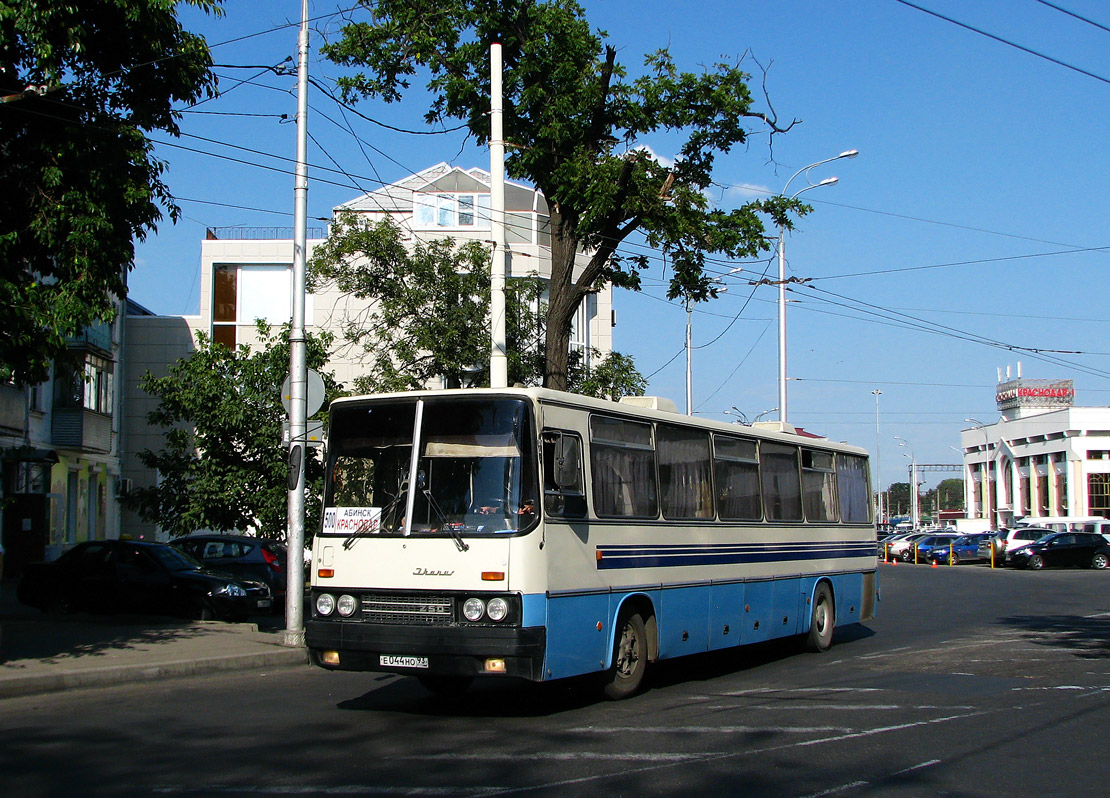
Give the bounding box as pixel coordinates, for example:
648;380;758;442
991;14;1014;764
684;284;725;416
895;436;918;529
872;388;883;525
776;150;858;425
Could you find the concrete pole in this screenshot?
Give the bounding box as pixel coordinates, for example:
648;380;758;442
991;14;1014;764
777;230;787;424
685;297;693;415
489;43;508;389
283;0;309;647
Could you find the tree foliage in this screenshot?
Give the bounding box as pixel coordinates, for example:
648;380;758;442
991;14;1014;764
124;323;339;541
323;0;803;389
0;0;222;384
308;213;645;397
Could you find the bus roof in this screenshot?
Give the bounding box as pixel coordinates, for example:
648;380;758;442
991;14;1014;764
328;387;870;457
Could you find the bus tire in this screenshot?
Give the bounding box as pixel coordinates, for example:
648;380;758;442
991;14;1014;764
417;675;473;696
602;610;647;700
804;583;835;653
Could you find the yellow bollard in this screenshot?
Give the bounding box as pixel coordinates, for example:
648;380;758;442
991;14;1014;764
949;542;955;566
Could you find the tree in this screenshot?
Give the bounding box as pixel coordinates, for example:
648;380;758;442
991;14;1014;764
322;0;803;390
887;482;911;517
0;0;222;384
308;213;646;396
928;478;965;513
123;323;339;541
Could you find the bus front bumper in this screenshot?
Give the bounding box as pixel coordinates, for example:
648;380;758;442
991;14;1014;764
305;620;546;680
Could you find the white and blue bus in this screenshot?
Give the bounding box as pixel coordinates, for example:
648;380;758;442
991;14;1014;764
306;387;877;698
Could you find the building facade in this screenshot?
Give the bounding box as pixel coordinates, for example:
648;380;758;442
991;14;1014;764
120;164;615;540
1;317;124;578
960;374;1110;528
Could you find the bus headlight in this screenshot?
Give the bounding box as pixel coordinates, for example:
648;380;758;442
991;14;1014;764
463;597;485;621
316;593;336;616
337;594;358;617
486;597;509;622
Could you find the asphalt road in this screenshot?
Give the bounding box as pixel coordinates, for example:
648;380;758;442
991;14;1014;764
4;561;1110;797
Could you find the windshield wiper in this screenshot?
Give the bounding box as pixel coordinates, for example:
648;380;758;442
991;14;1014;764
423;489;468;552
342;488;407;550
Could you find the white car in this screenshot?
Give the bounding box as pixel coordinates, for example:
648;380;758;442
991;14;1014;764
980;526;1053;564
886;532;932;562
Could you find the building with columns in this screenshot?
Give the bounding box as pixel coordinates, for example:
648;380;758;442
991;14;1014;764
960;371;1110;529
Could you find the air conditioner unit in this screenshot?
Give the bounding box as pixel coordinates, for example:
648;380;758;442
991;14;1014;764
116;477;133;497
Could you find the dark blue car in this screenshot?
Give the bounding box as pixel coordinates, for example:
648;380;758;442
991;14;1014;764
928;533;992;565
907;534;958;563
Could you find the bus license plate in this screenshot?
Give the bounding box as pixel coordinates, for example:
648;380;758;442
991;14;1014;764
257;599;271;609
381;655;428;669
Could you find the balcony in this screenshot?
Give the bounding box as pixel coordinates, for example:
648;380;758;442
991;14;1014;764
66;321;113;355
51;408;112;453
0;383;25;433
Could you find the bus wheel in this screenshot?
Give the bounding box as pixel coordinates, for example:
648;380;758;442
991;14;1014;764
805;583;835;653
602;610;647;700
417;675;473;696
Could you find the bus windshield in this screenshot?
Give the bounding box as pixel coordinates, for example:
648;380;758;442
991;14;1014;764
323;397;538;538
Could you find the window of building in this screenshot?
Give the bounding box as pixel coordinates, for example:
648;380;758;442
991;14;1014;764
53;352;114;414
714;436;761;521
1038;474;1049;515
657;425;713;520
1088;474;1110;519
213;264;309;349
590;416;657;518
413;193;492;231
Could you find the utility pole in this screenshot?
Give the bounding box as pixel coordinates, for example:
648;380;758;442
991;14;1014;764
489;42;508;389
283;0;309;647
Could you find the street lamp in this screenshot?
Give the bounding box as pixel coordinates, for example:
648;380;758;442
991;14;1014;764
895;435;919;529
725;406;749;424
776;150;858;425
754;407;778;423
872;388;883;526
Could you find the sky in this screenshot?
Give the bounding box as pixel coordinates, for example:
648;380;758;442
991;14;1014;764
129;0;1110;493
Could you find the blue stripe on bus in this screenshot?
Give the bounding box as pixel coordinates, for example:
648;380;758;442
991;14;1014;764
595;541;876;570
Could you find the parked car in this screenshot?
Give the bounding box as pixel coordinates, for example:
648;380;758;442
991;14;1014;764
906;533;959;563
928;533;993;565
1006;532;1110;570
887;532;932;562
16;540;272;621
978;526;1053;565
171;534;287;601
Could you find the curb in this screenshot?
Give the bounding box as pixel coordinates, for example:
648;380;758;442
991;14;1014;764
0;646;309;700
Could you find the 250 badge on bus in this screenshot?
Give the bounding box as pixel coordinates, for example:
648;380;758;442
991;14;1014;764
380;655;428;669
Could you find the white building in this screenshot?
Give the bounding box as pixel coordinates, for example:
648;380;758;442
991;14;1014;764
960;372;1110;528
121;164;615;540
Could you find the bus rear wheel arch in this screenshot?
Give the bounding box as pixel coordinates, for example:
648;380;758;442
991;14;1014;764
804;581;836;653
601;602;654;700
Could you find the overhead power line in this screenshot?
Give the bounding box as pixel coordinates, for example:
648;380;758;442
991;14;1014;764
893;0;1110;86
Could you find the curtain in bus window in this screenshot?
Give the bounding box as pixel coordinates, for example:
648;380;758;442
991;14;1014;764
714;436;762;521
657;425;713;519
590;416;658;518
802;450;839;522
837;454;871;523
760;443;803;521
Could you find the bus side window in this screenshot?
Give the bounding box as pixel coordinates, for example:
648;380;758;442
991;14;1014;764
543;431;587;518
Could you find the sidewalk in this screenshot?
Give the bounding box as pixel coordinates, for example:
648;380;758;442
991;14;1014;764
0;583;308;699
